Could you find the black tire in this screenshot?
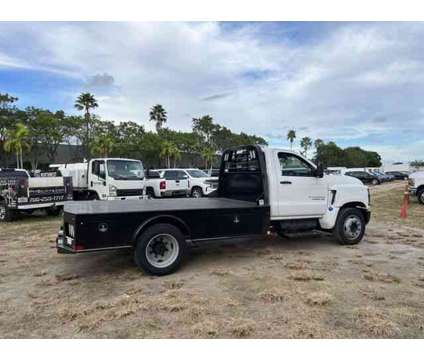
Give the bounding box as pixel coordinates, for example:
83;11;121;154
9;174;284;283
371;179;379;185
417;188;424;205
0;200;16;222
46;206;63;216
146;188;155;199
191;187;203;198
333;207;366;245
134;223;187;275
87;192;99;201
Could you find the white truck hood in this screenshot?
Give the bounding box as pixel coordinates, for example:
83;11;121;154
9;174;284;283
324;174;364;188
410;171;424;180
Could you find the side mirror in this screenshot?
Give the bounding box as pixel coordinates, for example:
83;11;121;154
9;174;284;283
315;164;324;178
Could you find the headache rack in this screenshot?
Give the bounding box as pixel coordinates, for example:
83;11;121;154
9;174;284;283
218;145;268;204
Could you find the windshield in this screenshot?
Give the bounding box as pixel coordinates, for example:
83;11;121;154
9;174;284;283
187;169;209;178
107;160;144;180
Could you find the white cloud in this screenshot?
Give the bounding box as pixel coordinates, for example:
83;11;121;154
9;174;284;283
0;22;424;160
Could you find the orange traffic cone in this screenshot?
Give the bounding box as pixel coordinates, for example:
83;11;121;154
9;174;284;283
400;184;409;219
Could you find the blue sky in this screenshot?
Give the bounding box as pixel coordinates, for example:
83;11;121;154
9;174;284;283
0;21;423;161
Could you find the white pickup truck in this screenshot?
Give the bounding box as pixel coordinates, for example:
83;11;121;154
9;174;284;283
145;169;190;198
409;171;424;204
57;145;371;275
156;168;217;197
0;168;73;221
55;158;145;201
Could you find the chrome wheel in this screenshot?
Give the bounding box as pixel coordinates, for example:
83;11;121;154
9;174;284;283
145;234;179;268
343;215;362;241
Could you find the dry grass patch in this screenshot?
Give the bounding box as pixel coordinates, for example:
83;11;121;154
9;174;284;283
210;268;233;277
191;319;219;338
305;291;332;306
229;319;256;338
259;288;286;303
285;261;307;270
289;271;325;282
354;307;401;337
55;273;80;282
163;280;184;290
363;272;401;284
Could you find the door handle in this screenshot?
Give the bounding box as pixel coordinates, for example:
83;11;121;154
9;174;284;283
280;181;292;184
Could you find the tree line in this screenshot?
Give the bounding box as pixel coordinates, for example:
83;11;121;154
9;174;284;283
285;129;382;167
0;92;267;170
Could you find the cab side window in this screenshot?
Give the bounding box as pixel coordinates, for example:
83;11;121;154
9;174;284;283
163;170;177;180
278;153;314;177
176;171;187;180
92;160;106;179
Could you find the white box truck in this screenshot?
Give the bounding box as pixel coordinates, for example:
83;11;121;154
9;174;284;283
54;158;145;201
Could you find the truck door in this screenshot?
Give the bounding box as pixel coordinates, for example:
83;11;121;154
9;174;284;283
276;152;327;217
175;170;189;192
89;160;108;199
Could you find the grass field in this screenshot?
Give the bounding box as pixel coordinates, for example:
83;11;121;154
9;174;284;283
1;181;423;338
371;181;424;229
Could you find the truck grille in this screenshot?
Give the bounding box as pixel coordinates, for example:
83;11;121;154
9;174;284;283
116;188;143;197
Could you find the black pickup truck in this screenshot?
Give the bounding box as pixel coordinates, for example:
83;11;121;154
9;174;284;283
57;145;370;275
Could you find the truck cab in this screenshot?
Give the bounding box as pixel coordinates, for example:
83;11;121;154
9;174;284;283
58;158;145;200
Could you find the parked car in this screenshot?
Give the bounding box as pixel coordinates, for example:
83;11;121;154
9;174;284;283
409;171;424;204
345;171;381;185
371;170;392;182
145;169;190;198
57;145;370;275
385;171;409;180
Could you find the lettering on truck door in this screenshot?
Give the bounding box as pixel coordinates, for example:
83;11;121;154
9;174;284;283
276;152;327;217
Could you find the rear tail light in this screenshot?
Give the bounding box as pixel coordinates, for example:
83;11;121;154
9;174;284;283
160;181;166;190
75;244;85;251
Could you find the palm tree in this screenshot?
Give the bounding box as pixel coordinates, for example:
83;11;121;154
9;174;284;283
91;135;114;157
74;93;98;158
201;147;215;170
149;104;167;132
160;141;178;168
314;138;324;149
172;147;181;168
300;136;313;158
4;123;31;168
287;129;296;150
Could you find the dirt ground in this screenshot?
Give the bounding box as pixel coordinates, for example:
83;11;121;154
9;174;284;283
1;181;423;338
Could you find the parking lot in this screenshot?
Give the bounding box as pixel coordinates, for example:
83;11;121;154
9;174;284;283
1;180;423;338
